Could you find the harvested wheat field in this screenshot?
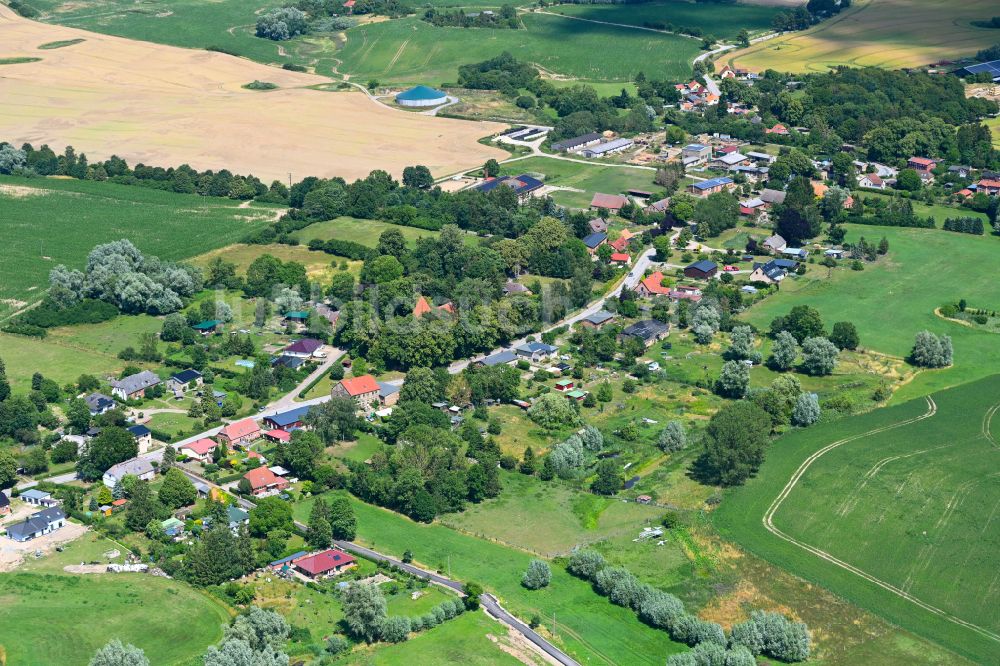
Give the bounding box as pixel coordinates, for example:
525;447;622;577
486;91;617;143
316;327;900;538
0;6;506;181
729;0;1000;73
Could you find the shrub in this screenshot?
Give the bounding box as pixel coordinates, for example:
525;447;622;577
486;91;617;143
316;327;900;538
567;549;605;579
379;616;410;643
521;559;551;590
731;610;810;662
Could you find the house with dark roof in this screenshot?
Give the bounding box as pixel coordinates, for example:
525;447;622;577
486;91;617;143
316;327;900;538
759;188;787;205
192;320;221;335
474;174;544;202
749;258;797;284
515;342;558;363
475;350;518;367
684;260;718;279
582;232;608;253
84;393;116;416
618;320;670;347
294;548;356;578
283;338;324;359
0;492;9;515
272;355;306;370
167;369;203;392
577;310;616;329
6;506;65;542
551;132;603;152
110;370;160;401
127;424;153;453
377;382;400;408
687;177;734;197
263;405;311;431
103;458;155;488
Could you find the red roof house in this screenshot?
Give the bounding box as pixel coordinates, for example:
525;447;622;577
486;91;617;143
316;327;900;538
294;548;356;578
264;429;291;444
609;236;630;252
636;271;671;297
331;374;382;414
907;156;937;172
413;296;455;318
765;123;789;135
243;467;289;496
590;193;628;212
978;179;1000;195
179;437;218;462
609;252;630;264
218;418;261;447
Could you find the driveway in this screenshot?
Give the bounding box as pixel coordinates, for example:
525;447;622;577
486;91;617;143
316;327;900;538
0;521;88;572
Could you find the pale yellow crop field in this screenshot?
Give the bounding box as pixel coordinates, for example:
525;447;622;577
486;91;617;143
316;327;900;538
0;6;507;181
729;0;1000;73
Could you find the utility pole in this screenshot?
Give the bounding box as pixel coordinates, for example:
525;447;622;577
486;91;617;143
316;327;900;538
288;172;292;188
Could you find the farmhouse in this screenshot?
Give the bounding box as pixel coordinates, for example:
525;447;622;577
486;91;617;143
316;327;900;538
20;489;58;507
218;418;262;448
167;369;202;392
84;393;116;415
577;310;616;329
263;405;311;431
684;260;718;279
515;342;558;363
294;548;356;579
636;271;671;297
580;138;634;158
111;370;160;401
178;438;218;463
243;466;289;497
332;375;381;415
283;338;324;359
395;85;448;107
956;58;1000;81
590;193;628;213
687;177;734;197
551;132;603;152
618;320;670;347
6;506;66;542
127;424;153;453
103;458;155;488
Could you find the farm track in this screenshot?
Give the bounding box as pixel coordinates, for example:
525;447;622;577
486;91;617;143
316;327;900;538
763;396;1000;644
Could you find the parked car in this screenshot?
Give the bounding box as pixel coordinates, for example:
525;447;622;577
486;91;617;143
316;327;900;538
723;265;739;272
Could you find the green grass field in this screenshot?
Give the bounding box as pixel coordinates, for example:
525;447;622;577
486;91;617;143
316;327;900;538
295;494;687;665
547;1;781;40
0;175;275;311
0;533;231;665
714;375;1000;664
291;216;452;248
743;224;1000;401
501;156;658;209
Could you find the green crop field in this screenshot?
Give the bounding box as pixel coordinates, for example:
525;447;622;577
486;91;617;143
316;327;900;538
335;15;701;85
0;533;231;665
0;176;276;312
742;224;1000;401
714;375;1000;664
547;1;782;40
295;494;686;665
501;156;658;209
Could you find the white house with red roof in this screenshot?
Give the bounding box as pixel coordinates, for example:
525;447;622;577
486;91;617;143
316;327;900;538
331;374;381;415
178;438;218;463
858;173;885;190
218;418;261;448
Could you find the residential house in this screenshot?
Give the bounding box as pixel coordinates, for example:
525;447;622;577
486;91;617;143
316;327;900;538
907;157;938;174
589;193;628;213
580;138;634;158
588;218;609;234
126;424;153;454
551;132;603;153
515;342;558;363
263;429;291;444
977;179;1000;195
283;339;324;359
263;405;311;431
609;252;630;265
948;165;973;178
765;123;790;135
503;281;532;296
103;458;155;489
192;320;221;335
740;197;766;218
636;271;671;297
0;493;9;515
272;355;306;370
858;173;886;190
293;548;356;579
20;489;57;507
6;506;65;542
729;165;768;183
110;371;160;401
687;177;734;197
577;310;616;329
645;198;670;214
377;382;401;408
269;551;309;572
331;375;381;415
178;438;218;463
227;506;249;531
710;152;748;169
668;285;702;302
618;320;670;347
218;418;262;448
761;234;787;255
84;393;116;416
243;466;290;497
414;296;456;318
167;369;203;392
759;188;787;206
314;303;340;327
582;232;608;253
684;260;718;280
681;143;711;166
782;248;809;260
746;151;776;165
749;258;797;284
475;350;518;367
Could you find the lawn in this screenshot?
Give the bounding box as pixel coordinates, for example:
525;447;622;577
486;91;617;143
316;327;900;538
742;224;1000;401
714;375;1000;665
501;156;658;210
0;175;276;312
727;0;1000;73
292;217;443;248
986;116;1000;149
439;472;663;556
188;243;361;283
0;532;231;665
295;494;687;664
548;1;781;40
335;14;702;85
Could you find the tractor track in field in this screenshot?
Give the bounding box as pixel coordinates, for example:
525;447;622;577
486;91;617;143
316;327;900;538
762;396;1000;645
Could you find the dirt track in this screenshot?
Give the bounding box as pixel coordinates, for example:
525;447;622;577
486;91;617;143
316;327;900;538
0;6;507;181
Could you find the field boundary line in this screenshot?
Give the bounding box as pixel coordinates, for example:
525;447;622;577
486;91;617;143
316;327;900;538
982;402;1000;448
762;397;1000;644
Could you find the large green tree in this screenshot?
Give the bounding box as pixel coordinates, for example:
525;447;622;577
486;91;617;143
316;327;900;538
701;401;771;486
